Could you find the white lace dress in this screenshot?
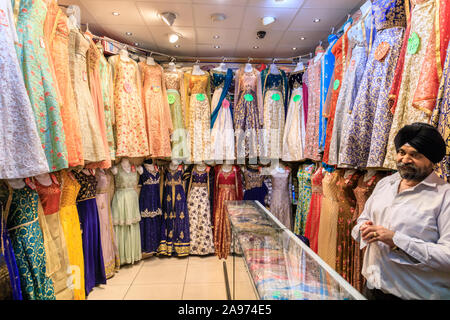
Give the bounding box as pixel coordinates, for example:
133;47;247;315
0;1;49;179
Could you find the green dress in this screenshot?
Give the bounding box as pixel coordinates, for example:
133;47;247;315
293;164;314;236
6;184;55;300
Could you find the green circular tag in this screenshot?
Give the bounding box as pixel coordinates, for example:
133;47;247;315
293;94;301;102
196;93;205;101
244;94;254;102
167;94;176;104
333;79;340;90
407;32;420;55
271;93;281;101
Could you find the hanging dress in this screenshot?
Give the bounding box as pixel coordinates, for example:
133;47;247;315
303;47;324;161
45;4;84;168
338;0;406;168
242;166;268;205
111;164;142;265
73;170;106;296
234;67;264;161
383;0;438;169
139;63;173;158
109;55;149;157
269;169;292;230
6;182;55;300
138;164;162;256
210;69;235;162
158;166;190;257
187;167;215;255
95;169;120;279
69;27;107;164
186;72;212;163
59;170;85;300
14;0;68;172
165;69;189;161
294;164;314;237
304;167;324;253
213;165;243;259
34;174;73;300
328;7;372;166
260;69;288;161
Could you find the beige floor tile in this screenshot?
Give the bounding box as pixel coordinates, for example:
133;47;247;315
182;283;228;300
124;284;183;300
188;255;223;266
142;255;189;268
185;263;226;284
133;264;188;284
233;281;258;300
106;261;143;285
87;284;130;300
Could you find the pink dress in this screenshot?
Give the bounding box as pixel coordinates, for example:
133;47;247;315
304;167;324;253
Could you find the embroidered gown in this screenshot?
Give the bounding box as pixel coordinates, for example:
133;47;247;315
294;164;314;237
59;170;85;300
282;70;306;161
210;69;235;162
0;0;49;179
242;166;268;205
35;174;73;300
213;166;243;259
186;73;212;163
140;63;173;158
304;167;325;253
339;0;406;168
15;0;68;172
384;0;438;169
138;165;162;255
234;67;264;161
95;169;119;278
109;55;149;157
187;167;215;255
6;183;55;300
165;69;189;161
73;170;106;296
158;166;190;257
270;169;292;230
111;165;142;265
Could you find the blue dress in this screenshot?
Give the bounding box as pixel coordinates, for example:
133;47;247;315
242;166;268;206
158;167;190;257
139;166;162;255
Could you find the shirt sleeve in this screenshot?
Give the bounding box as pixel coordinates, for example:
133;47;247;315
391;195;450;271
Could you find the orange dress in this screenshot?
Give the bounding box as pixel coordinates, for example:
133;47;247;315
44;4;84;167
86;34;111;169
139;63;173;158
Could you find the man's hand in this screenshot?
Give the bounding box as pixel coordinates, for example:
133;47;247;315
360;222;396;248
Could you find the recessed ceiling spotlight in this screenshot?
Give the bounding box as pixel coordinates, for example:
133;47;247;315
174;44;180;48
125;32;133;36
112;12;120;16
300;36;306;40
313;18;321;23
169;33;179;43
213;35;220;39
134;42;139;46
253;46;259;49
161;12;177;26
214;45;221;49
292;47;297;50
211;13;226;22
262;16;276;26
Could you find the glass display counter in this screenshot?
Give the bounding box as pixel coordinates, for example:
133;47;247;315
225;201;366;300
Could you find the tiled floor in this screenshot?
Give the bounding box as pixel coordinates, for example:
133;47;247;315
87;255;258;300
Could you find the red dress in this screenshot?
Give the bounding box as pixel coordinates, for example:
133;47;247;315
213;165;243;259
303;167;324;253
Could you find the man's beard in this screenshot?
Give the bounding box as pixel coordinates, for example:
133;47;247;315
396;162;432;181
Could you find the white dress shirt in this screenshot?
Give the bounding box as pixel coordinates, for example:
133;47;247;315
352;172;450;299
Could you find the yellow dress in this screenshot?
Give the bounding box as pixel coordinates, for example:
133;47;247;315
383;0;436;169
59;171;85;300
186;72;211;163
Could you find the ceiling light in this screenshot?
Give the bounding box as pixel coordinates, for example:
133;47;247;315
174;44;180;48
211;13;226;22
313;18;321;23
213;35;220;39
125;32;133;36
169;34;179;43
161;12;177;26
112;12;120;16
262;16;276;26
134;42;139;46
253;46;259;49
214;45;221;49
292;47;297;50
300;36;306;40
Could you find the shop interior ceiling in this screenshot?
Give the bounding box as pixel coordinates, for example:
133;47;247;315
59;0;366;61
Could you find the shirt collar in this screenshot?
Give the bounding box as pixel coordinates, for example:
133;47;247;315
389;171;439;189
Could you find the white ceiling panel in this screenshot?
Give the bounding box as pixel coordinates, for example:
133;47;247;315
193;0;247;4
196;28;240;45
79;0;146;26
273;45;311;58
159;44;198;56
101;24;157;48
136;1;194;27
149;26;196;43
192;4;246;28
196;44;236;57
247;0;305;8
303;0;365;9
242;6;299;31
279;30;328;46
288;8;349;31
